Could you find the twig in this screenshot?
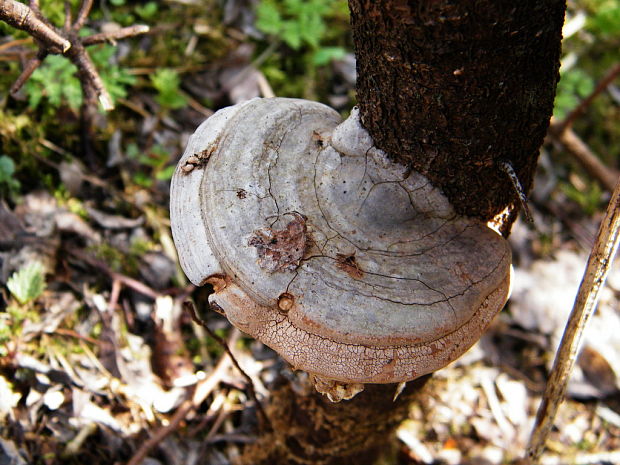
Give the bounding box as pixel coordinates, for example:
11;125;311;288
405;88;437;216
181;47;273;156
9;49;46;94
53;327;102;345
0;0;70;52
184;301;272;432
82;25;150;46
67;247;160;300
558;62;620;133
108;278;122;312
0;37;32;52
126;338;235;465
73;0;93;31
526;177;620;464
1;0;148;113
63;1;71;30
548;119;619;192
67;39;113;110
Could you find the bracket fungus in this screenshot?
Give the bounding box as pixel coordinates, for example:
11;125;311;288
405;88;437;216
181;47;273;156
170;97;511;399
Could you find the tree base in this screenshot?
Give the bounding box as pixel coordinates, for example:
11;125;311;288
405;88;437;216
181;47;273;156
236;374;432;465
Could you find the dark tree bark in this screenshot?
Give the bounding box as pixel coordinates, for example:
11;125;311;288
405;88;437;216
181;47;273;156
239;376;432;465
350;0;565;225
238;2;565;464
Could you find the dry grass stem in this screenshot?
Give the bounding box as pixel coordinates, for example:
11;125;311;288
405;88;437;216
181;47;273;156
526;177;620;463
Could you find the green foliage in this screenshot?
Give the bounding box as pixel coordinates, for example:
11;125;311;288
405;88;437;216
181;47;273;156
96;45;138;102
151;69;188;110
39;0;80;26
311;46;346;66
0;155;21;199
587;0;620;35
0;319;10;356
559;179;604;216
126;143;175;188
24;45;136;111
257;0;329;49
136;1;159;20
6;262;46;305
256;0;347;65
554;68;595;120
25;56;81;110
553;2;620;120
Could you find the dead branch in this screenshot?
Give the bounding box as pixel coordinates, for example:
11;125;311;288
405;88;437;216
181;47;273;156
66;247;161;300
0;0;70;52
73;0;92;30
558;62;620;133
548;118;619;192
184;301;272;432
526;177;620;463
81;25;150;46
9;49;46;94
0;0;149;110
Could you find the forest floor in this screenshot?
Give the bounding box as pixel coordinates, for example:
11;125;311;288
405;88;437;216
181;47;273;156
1;1;619;464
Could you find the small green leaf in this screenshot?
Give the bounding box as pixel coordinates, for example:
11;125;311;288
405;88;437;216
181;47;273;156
136;2;158;20
151;69;187;110
7;262;46;305
589;4;620;36
0;155;16;181
311;46;346;66
256;1;283;35
155;165;176;181
281;22;302;49
0;155;20;198
133;172;153;188
553;68;595;119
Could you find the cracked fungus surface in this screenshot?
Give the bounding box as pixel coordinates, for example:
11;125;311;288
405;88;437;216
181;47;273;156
171;98;511;347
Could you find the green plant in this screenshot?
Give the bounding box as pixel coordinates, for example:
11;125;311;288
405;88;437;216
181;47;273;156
24;44;136;111
553;68;595;120
136;1;159;20
25;55;82;110
553;2;620;120
126;142;176;188
587;0;620;36
6;262;46;305
0;155;21;199
559;179;604;216
256;0;347;65
0;312;12;356
150;68;188;110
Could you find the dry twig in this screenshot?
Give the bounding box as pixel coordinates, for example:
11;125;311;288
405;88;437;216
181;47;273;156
547;63;620;192
557;63;620;134
184;301;272;432
67;247;160;300
526;177;620;463
548;119;619;192
0;0;149;110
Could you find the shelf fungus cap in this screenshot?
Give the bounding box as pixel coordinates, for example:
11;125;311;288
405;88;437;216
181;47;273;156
170;97;511;389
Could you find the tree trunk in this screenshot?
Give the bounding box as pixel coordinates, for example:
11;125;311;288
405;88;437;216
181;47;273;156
350;0;565;225
240;377;431;465
238;2;565;464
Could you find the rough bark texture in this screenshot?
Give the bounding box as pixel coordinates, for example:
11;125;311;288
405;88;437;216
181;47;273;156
349;0;566;222
237;376;432;465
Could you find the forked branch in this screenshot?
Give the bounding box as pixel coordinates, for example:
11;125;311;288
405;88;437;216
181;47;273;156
0;0;149;110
